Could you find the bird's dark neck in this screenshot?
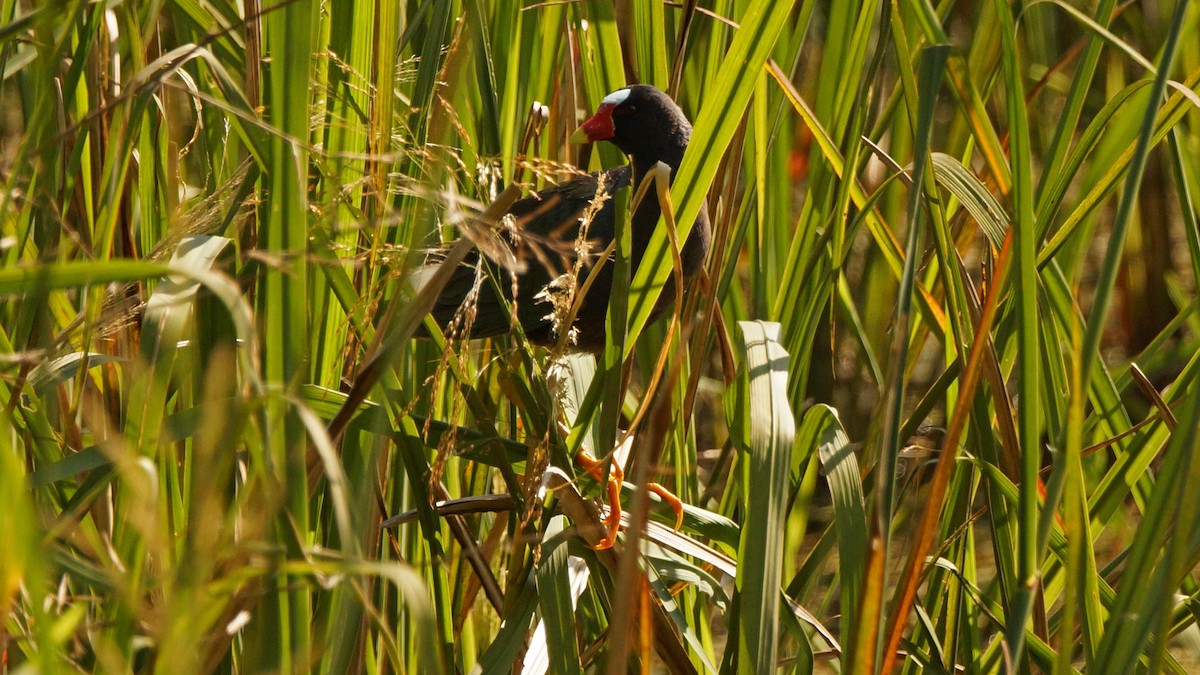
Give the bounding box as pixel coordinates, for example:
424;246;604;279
628;135;687;194
627;129;689;230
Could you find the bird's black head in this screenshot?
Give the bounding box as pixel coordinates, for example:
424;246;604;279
570;85;691;159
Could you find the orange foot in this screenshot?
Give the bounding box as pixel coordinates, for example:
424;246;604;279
575;449;623;549
574;451;685;549
647;482;685;532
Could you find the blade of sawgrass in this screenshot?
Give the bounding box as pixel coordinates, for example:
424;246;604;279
154;350;251;673
526;1;567;142
256;0;317;669
676;0;727;102
748;72;772;318
1060;65;1200;278
535;517;585;675
131;18;172;260
573;0;626;170
1078;15;1195;671
1094;382;1200;670
901;0;1011;198
314;0;404;655
632;1;670;90
873;43;947;673
0;1;411;672
889;36;1006;668
1038;266;1134;521
1058;279;1102;672
1022;21;1200;653
1033;0;1119;217
644;545;722;673
313;0;373;391
726;321;796;672
625;0;798;352
1035;74;1195;268
386;0;453;296
370;2;400;201
472;574;539;672
929;153;1009;248
770;0;885;409
13;252;263;672
125;235;233;467
470;0;504;163
768;64;954;401
593;185;630;493
811;0;881;142
991;0;1042;664
0;261;257;375
1169;127;1200;285
807;405;867;671
0;415;55;674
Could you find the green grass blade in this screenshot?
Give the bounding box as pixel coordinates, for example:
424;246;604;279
625;0;799;352
726;321;796;673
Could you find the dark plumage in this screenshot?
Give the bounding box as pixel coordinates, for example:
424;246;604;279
424;85;710;351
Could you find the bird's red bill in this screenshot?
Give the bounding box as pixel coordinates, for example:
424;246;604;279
570;102;616;143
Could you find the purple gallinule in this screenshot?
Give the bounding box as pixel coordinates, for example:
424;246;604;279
424;85;708;547
426;84;710;352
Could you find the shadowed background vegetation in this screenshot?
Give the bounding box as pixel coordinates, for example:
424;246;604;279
3;0;1200;673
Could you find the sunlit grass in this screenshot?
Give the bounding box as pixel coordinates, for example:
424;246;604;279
3;1;1200;673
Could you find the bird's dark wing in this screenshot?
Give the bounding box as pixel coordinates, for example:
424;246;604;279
420;166;630;345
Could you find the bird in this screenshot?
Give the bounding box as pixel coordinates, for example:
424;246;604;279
422;84;711;352
419;85;708;548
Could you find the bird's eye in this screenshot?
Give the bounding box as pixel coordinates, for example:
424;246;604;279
613;104;636;117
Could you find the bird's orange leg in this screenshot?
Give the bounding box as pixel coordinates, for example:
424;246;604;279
574;452;685;545
646;482;685;532
575;449;624;549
